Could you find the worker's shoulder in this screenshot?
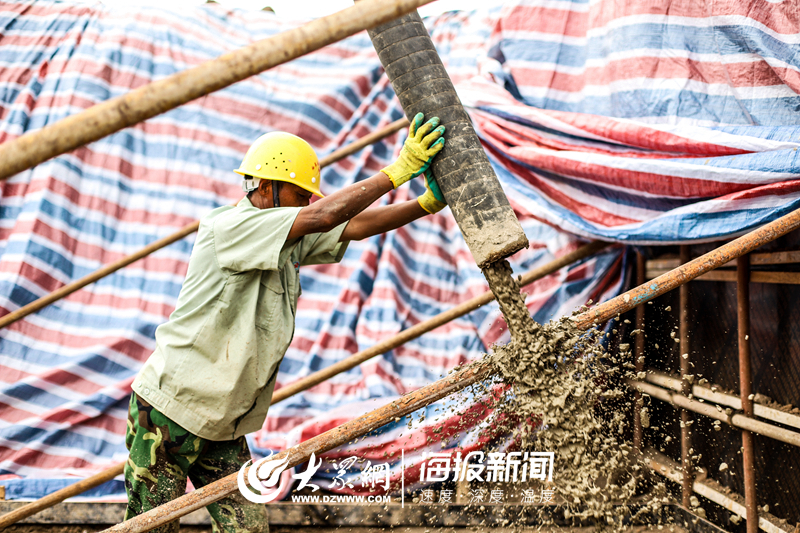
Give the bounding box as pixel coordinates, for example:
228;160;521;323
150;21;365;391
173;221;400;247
203;201;301;235
199;200;256;227
202;203;236;221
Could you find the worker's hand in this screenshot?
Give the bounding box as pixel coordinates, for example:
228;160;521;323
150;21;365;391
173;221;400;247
417;171;447;214
381;113;445;189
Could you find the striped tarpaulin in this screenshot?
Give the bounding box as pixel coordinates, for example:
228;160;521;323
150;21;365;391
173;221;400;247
459;76;800;243
0;0;795;499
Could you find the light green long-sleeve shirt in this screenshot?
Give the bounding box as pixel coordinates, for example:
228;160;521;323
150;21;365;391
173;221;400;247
133;197;348;441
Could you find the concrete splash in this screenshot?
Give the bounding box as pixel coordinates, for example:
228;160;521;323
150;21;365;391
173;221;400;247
479;259;667;530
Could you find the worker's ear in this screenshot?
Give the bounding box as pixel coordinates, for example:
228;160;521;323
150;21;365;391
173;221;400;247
257;179;271;198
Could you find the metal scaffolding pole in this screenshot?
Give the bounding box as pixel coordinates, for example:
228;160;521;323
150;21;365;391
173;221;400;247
738;255;759;533
0;118;408;331
633;251;646;452
644;448;791;533
0;0;434;181
0;241;606;529
629;380;800;448
678;245;693;509
644;370;800;431
571;206;800;330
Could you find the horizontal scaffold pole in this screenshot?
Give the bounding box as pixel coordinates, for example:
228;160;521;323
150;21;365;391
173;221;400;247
0;0;434;181
0;118;408;331
572;207;800;330
97;205;800;533
0;238;601;527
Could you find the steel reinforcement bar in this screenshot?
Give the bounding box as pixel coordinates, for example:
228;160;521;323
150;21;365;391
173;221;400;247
644;449;791;533
644;370;800;430
0;240;606;528
0;0;434;181
628;380;800;448
91;207;800;533
0;118;409;332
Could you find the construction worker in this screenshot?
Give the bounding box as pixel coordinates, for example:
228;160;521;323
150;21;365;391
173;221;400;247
123;113;447;533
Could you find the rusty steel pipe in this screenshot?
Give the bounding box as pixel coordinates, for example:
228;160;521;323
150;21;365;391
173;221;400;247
0;118;408;332
738;255;759;533
572;207;800;330
0;0;432;181
678;245;693;509
629;380;800;448
633;252;645;452
99;361;495;533
679;246;692;398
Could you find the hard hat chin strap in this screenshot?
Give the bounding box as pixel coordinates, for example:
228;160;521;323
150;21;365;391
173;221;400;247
272;180;281;208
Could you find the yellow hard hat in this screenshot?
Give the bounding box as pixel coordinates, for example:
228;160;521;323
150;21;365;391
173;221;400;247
234;132;323;197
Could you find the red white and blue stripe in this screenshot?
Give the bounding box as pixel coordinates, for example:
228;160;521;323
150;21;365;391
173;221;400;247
0;0;795;499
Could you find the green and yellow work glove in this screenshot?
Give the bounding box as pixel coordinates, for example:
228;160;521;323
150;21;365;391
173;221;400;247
381;112;446;189
418;171;447;214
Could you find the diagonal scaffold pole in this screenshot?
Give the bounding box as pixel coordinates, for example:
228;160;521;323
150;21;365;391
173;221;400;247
0;0;437;181
94;205;800;533
0;240;607;528
0;118;409;331
108;361;497;533
270;240;609;403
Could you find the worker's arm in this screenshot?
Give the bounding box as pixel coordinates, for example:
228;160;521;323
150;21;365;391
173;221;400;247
340;173;447;241
339;198;427;241
287;172;393;240
287;113;445;241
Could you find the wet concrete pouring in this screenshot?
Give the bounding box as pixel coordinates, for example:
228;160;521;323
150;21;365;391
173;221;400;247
430;259;676;531
310;259;691;531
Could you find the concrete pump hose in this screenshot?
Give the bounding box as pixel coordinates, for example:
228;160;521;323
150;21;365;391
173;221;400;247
367;11;529;267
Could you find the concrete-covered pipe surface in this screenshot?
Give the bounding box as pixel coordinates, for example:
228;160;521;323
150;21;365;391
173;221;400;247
367;12;528;267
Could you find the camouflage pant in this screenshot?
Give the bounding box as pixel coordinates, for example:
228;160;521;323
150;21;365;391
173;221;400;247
124;393;268;533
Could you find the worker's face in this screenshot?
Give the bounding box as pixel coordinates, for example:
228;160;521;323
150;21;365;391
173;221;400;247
279;182;314;208
255;180;314;208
